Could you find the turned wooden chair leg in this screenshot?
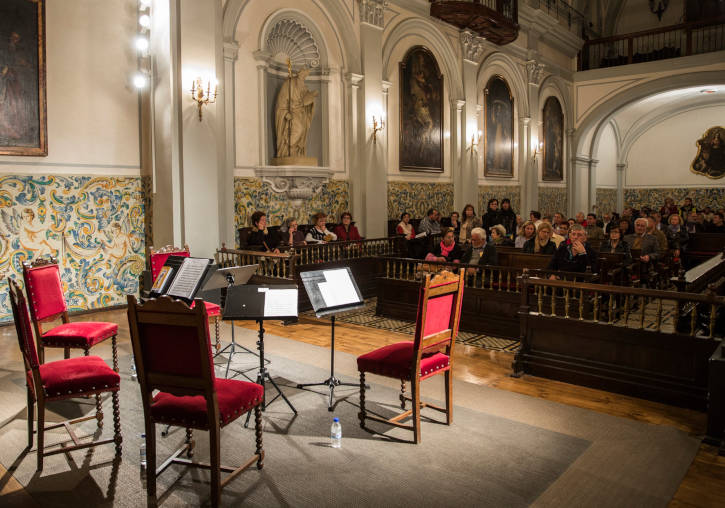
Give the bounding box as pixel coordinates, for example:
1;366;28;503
209;426;221;508
26;390;34;450
111;335;119;372
412;378;421;444
37;399;45;472
64;347;70;360
358;372;366;429
95;392;104;429
112;391;122;455
145;421;157;507
445;370;453;425
400;379;406;410
255;406;264;469
186;428;194;458
214;316;220;353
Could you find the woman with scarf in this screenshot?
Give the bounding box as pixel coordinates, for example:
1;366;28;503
523;222;556;254
498;198;517;238
247;211;280;252
665;213;689;258
458;204;482;245
426;228;463;262
481;199;501;233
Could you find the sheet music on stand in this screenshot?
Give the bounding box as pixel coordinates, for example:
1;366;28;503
300;267;364;317
222;285;299;321
149;255;213;305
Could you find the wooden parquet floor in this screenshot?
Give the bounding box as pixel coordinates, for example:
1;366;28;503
0;308;723;506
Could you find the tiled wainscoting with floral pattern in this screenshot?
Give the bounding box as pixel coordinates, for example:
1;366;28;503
387;181;454;219
538;186;568;217
624;187;725;211
596;188;618;216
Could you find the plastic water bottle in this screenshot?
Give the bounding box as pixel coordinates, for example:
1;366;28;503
330;417;342;448
140;434;147;468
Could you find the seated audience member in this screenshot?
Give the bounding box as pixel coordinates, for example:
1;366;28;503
490;224;514;246
523;222;557;254
459;203;482;244
306;212;338;243
530;210;542;227
481;199;501;232
685;211;701;234
665;213;688;258
647;216;668;258
567;218;577;228
419;208;442;236
652;212;664;231
585;213;605;242
553;212;565;227
498;198;517;237
551;226;565;247
707;212;725;233
601;227;632;264
247;211;280;252
397;212;415;239
624;217;659;262
659;197;679;220
542;215;553;224
426;228;462;262
702;206;714;223
279;217;306;246
515;214;524;236
680;197;696;219
575;211;586;226
604;212;619;234
449;211;461;237
515;220;536;248
619;218;633;236
548;224;599;275
556;221;570;240
334;212;362;241
461;227;498;272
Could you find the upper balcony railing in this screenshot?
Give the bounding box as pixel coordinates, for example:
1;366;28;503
578;16;725;71
527;0;586;37
429;0;519;45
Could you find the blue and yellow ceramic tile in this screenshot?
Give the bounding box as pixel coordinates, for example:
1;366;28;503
388;182;454;219
596;188;618;216
478;185;521;215
537;187;567;217
624;187;725;211
0;175;146;322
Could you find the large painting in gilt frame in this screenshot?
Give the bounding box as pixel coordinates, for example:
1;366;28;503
0;0;47;156
484;75;513;177
691;126;725;179
399;46;443;172
542;96;564;181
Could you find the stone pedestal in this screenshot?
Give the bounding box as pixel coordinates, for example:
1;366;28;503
270;156;318;166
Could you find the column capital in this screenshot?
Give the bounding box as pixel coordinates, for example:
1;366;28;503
525;60;545;86
382;80;392;94
453;99;466;111
460;30;485;64
345;72;364;87
566;127;576;136
223;41;240;62
359;0;386;29
520;116;531;125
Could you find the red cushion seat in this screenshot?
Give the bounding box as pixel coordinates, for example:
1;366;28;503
41;321;118;348
150;379;264;428
37;355;120;398
189;300;221;317
357;341;450;380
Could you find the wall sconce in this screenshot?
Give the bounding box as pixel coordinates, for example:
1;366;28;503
532;141;543;162
190;78;217;121
372;115;385;144
467;130;483;155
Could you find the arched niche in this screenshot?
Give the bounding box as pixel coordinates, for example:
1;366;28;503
539;76;572;184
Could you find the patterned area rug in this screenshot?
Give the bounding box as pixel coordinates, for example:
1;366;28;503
303;298;521;353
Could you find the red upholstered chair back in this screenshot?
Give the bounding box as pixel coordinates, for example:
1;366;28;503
149;245;190;282
127;295;215;399
8;279;41;392
22;260;67;322
413;271;464;359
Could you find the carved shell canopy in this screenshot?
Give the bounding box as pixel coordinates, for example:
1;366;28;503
266;19;320;69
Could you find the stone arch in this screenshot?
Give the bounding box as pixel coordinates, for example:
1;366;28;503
477;52;528;118
539;75;572;183
258;10;329;69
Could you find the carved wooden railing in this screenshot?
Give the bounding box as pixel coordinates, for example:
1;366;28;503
579;16;725;71
215;248;297;279
291;237;403;266
518;273;725;337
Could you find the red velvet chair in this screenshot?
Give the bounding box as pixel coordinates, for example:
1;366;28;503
357;270;464;443
8;278;122;472
127;295;264;508
22;258;118;371
149;245;222;351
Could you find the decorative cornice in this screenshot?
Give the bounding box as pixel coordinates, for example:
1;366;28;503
460;30;485;63
525;60;545;86
359;0;386;28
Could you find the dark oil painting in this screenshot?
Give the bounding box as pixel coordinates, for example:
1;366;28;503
484;75;513;177
0;0;46;156
399;46;443;172
691;126;725;179
543;96;564;181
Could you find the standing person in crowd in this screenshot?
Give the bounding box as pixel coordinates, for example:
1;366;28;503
397;212;415;239
708;212;725;233
665;213;688;258
680;197;696;219
624;217;659;262
585;213;605;243
334;212;362;241
498;198;517;238
647;216;668;259
659;197;679;220
306;212;338;244
530;210;542;227
426;228;463;262
601;227;632;264
461;227;498;271
419;208;442;236
458;203;482;245
279;217;306;246
490;224;513;246
523;222;557;254
247;211;280;252
515;220;536;248
548;224;599;275
449;211;461;238
481;199;501;232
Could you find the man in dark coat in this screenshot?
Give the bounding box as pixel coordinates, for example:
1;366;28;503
548;224;598;274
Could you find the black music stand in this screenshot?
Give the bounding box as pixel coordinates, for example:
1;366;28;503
223;284;299;427
297;267;366;411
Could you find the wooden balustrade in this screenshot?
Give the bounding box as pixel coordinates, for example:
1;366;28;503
215;247;296;279
290;237;402;266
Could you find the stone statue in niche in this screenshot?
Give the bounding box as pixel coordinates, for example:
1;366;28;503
691;126;725;179
272;63;318;166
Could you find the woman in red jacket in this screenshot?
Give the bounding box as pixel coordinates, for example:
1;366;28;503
334;212;362;241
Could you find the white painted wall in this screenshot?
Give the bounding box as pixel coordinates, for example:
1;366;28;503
626;105;725;187
0;0;140;175
595;122;617;187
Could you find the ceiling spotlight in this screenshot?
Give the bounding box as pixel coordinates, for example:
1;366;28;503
139;14;151;29
133;73;148;89
135;36;149;53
